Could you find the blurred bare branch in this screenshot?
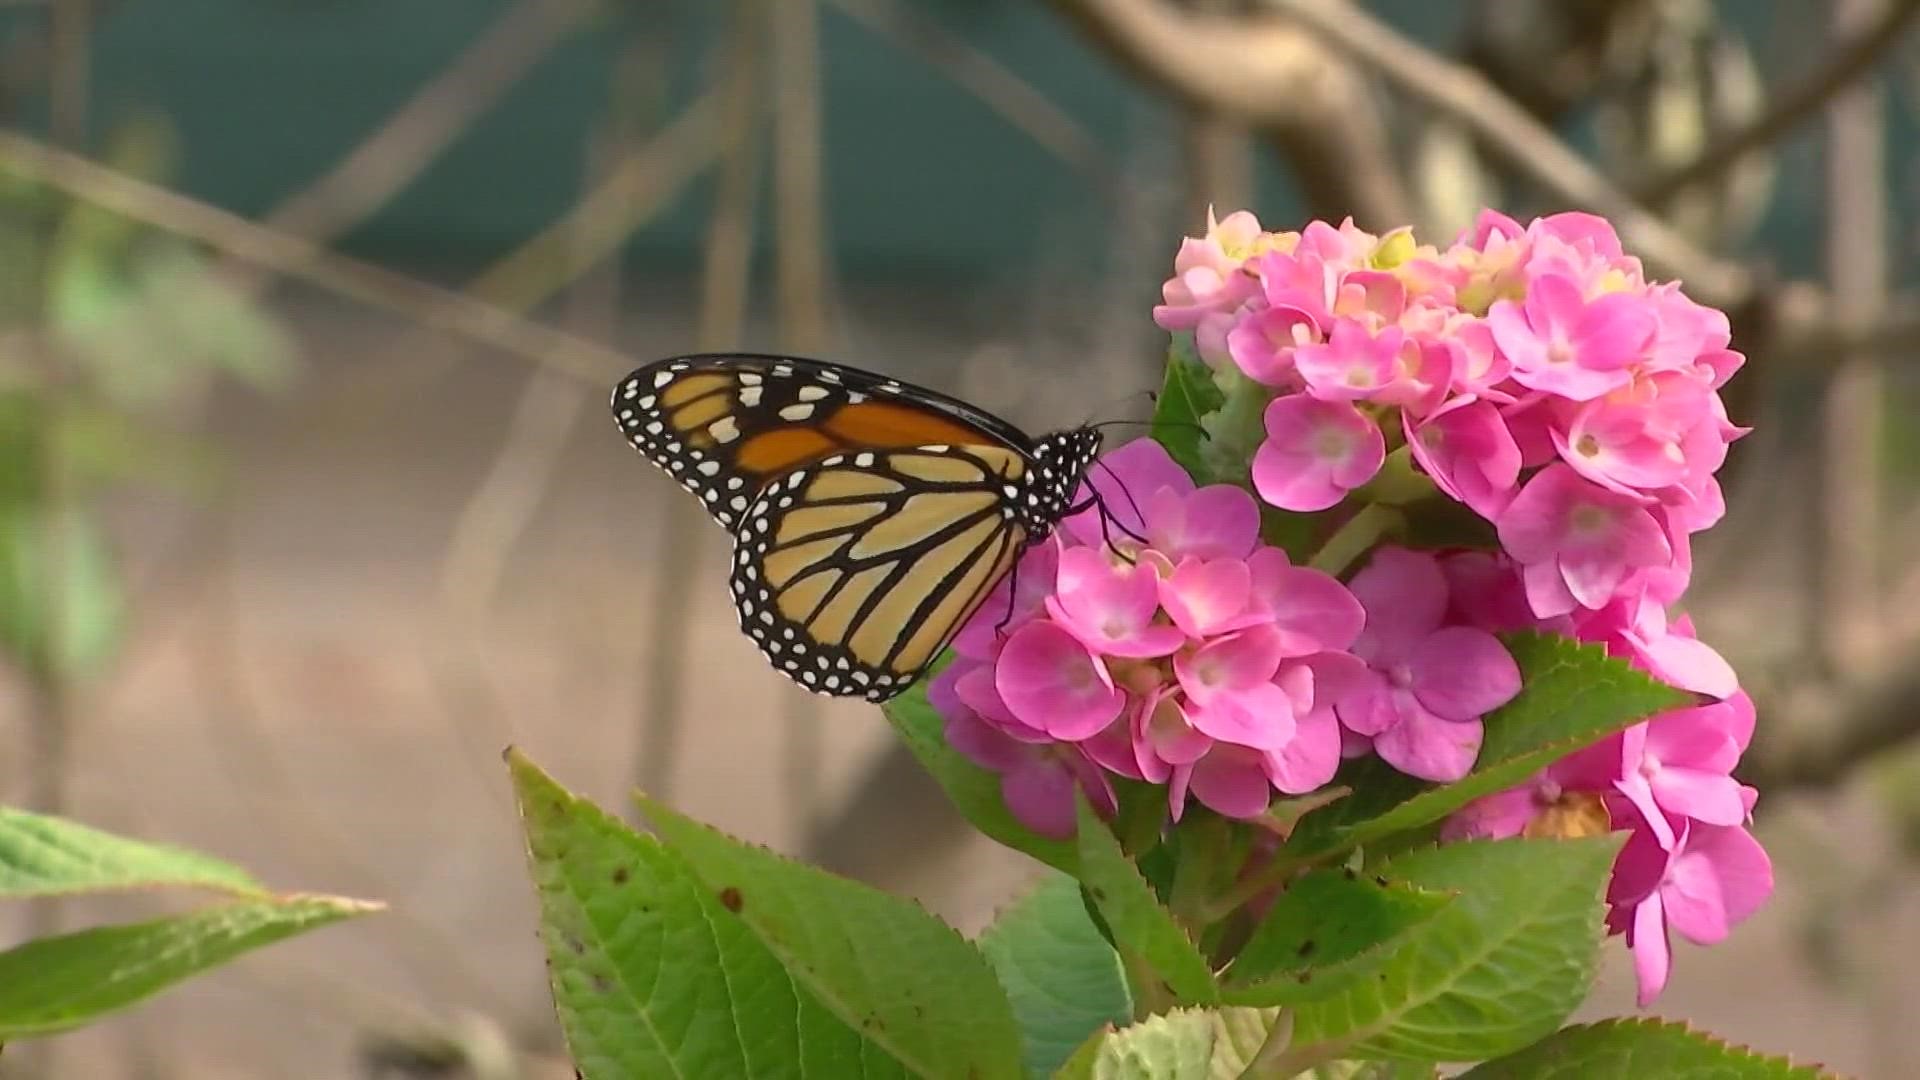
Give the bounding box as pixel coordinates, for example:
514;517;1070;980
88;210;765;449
1744;658;1920;793
828;0;1117;189
230;0;596;281
635;2;765;805
1262;0;1754;306
0;131;639;386
771;0;832;832
1814;0;1892;678
1633;0;1920;206
1045;0;1410;227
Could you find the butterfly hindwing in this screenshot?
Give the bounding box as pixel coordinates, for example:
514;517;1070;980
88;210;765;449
728;444;1029;701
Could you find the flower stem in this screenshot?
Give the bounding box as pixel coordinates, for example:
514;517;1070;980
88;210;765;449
1308;502;1402;577
1234;1009;1297;1079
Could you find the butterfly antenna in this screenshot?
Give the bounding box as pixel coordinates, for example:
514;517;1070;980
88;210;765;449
1091;457;1152;547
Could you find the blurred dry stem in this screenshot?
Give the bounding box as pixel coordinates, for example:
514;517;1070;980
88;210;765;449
636;1;766;806
0;132;637;386
1632;0;1920;207
771;0;833;832
1046;0;1411;227
828;0;1116;192
1816;0;1891;679
225;0;598;291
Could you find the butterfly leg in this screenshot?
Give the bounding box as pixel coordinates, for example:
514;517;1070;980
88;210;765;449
994;554;1022;639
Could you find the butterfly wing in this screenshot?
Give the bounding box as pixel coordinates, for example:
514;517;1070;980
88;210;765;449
612;353;1035;531
613;353;1061;701
729;443;1031;701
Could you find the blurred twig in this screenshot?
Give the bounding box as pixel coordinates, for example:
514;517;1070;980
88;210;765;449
827;0;1117;191
1633;0;1920;206
0;131;641;386
226;0;597;288
771;0;832;834
1744;657;1920;793
634;1;766;806
1261;0;1754;306
1814;0;1891;679
1046;0;1410;227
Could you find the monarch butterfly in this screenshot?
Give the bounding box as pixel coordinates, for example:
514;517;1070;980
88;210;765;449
611;353;1108;702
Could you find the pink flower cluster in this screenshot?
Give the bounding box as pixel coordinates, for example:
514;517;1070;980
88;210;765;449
1157;208;1742;623
934;440;1374;836
935;440;1527;836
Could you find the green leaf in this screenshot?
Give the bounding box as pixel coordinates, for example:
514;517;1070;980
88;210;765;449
0;894;377;1038
510;752;912;1079
0;506;125;682
1151;342;1226;484
1052;1007;1278;1080
882;662;1079;872
1459;1018;1837;1079
1288;633;1687;859
0;806;263;899
1073;798;1218;1005
1223;870;1452;1006
979;872;1132;1076
1287;836;1621;1062
636;790;1025;1078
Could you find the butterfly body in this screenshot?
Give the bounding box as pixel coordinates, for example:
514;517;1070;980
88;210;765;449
613;353;1102;701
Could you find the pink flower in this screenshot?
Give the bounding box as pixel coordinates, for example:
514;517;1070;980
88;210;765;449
1406;397;1523;518
995;622;1125;740
1046;548;1186;658
1337;548;1522;781
1153;209;1264;330
1226;305;1318;387
1251;394;1385;511
1611;697;1752;828
1608;811;1773;1006
1487;272;1656;401
944;710;1116;839
1496;464;1672;617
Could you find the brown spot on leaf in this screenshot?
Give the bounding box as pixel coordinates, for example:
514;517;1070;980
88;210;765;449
718;886;743;912
612;866;630;885
1296;939;1317;958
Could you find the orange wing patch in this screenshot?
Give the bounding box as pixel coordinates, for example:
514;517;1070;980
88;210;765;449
824;400;998;449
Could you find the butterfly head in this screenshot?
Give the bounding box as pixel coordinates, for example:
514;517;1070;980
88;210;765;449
1021;427;1103;536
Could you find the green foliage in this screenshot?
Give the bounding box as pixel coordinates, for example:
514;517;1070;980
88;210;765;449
882;661;1079;872
512;751;1024;1079
0;805;262;898
1073;798;1218;1005
0;806;377;1040
1051;1006;1276;1079
1223;870;1452;1006
1288;836;1621;1063
1286;633;1688;860
978;873;1132;1076
1151;340;1226;485
0;897;375;1039
0;506;123;682
1459;1019;1836;1079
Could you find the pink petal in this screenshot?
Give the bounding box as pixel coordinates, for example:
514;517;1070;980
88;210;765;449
955;541;1059;659
1373;697;1484;781
1245;548;1366;654
1660;835;1731;946
1175;626;1285;701
1047;547;1185;658
1063;438;1192;548
943;712;1027;772
1650;766;1746;827
1154;484;1263;561
1349;546;1449;661
1160;557;1253;638
1186;745;1276;818
1408;626;1522;720
1183;680;1297;750
994;621;1125;740
1629;894;1672;1007
1333;671;1398;736
1262;705;1341;793
1252;394;1384;512
1633;627;1738;699
1686;822;1773;928
1001;754;1078;839
1143;690;1211;769
1442;785;1539;842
